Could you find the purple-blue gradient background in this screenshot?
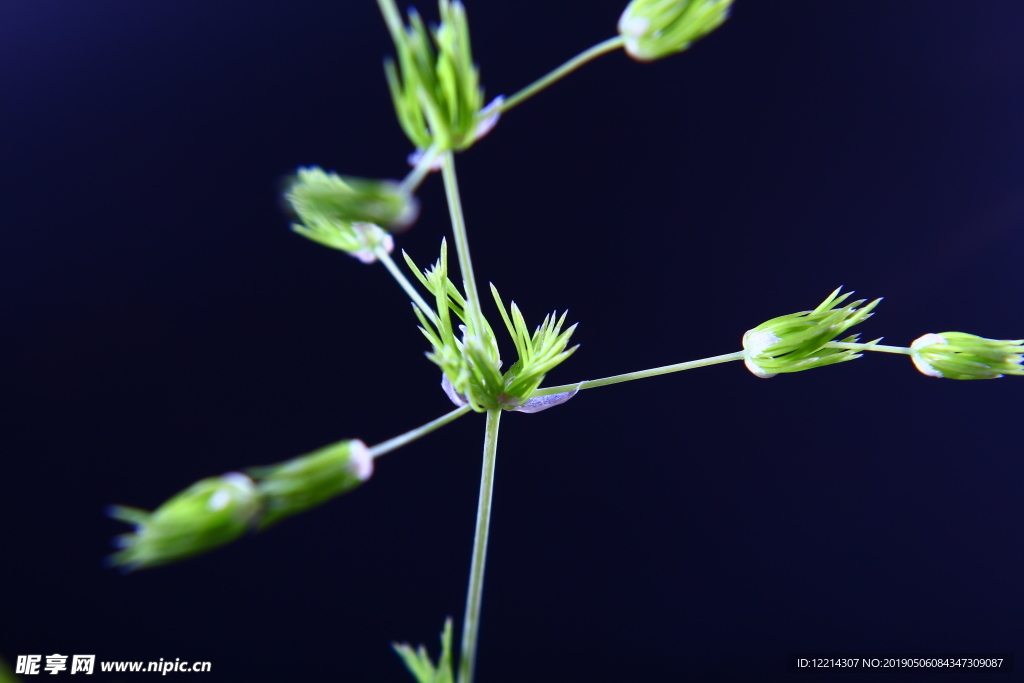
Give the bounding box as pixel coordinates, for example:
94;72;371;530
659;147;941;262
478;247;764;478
3;1;1024;680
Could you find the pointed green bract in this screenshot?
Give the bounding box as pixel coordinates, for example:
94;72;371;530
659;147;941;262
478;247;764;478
405;240;503;411
618;0;733;62
393;618;455;683
490;284;578;406
249;439;373;529
106;473;261;571
910;332;1024;380
285;167;418;262
381;0;500;153
404;243;578;411
743;288;881;377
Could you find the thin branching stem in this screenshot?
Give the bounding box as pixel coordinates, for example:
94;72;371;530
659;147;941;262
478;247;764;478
399;144;440;195
534;342;917;396
374;246;438;324
457;408;502;683
533;351;748;396
498;36;626;113
368;405;473;459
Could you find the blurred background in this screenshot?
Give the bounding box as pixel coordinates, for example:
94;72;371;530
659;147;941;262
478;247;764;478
2;0;1023;680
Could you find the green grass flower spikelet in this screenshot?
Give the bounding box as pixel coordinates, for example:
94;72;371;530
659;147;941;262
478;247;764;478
402;243;579;412
490;284;579;409
910;332;1024;380
248;439;372;529
404;240;504;411
392;618;455;683
285;167;418;262
380;0;500;154
742;287;881;378
106;473;261;571
618;0;734;62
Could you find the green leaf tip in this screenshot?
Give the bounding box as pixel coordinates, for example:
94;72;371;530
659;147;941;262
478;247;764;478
743;287;881;377
381;0;501;154
619;0;734;62
910;332;1024;380
393;618;454;683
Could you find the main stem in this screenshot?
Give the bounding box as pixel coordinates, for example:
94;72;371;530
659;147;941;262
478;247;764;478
440;152;486;336
457;408;502;683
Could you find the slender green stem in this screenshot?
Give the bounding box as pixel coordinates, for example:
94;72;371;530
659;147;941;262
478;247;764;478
374;246;438;324
457;408;501;683
399;144;440;195
825;341;912;355
498;36;626;114
368;404;472;459
533;351;747;396
532;343;915;398
440;152;486;335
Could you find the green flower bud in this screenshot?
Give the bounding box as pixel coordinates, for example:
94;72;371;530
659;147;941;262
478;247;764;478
285;167;418;259
618;0;733;62
106;472;261;571
382;0;501;153
249;439;372;529
910;332;1024;380
743;288;881;378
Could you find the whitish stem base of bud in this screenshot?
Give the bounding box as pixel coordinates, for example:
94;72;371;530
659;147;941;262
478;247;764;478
910;333;947;378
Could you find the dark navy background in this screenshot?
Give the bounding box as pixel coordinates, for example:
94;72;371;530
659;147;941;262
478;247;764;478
3;1;1023;680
